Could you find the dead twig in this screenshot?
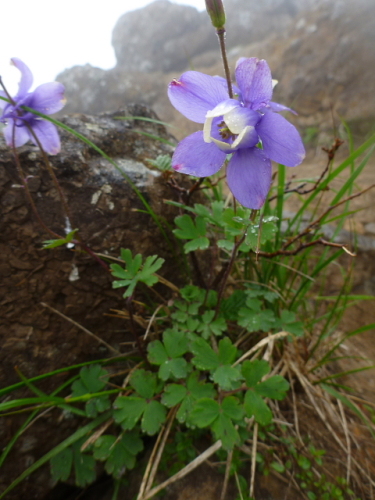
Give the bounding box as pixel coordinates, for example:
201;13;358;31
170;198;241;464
249;422;258;499
220;449;233;500
138;440;222;500
40;302;120;355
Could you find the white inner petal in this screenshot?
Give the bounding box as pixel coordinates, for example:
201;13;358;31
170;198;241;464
203;116;214;143
211;137;233;152
232;125;254;149
206;99;239;119
224;108;250;134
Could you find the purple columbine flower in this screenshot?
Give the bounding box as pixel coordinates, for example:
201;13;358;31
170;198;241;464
168;57;305;209
0;58;66;155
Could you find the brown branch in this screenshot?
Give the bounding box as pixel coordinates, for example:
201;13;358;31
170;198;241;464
10;125;62;239
269;138;344;201
255;237;355;259
281;183;375;252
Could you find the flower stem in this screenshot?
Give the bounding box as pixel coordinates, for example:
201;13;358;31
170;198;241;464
0;77;16;106
216;27;233;98
11;124;62;239
126;297;150;367
26;125;77;235
214;233;245;319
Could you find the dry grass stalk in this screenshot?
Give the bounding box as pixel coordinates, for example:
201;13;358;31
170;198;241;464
137;422;167;499
80;419;113;452
144;304;164;340
337;398;351;484
138;440;222;500
249;422;258;499
220;449;233;500
233;331;288;366
143;407;178;495
40;302;119;355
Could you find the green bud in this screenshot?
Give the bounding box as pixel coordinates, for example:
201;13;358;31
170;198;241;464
205;0;226;29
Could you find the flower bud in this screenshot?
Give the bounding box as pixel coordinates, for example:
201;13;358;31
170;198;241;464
205;0;226;29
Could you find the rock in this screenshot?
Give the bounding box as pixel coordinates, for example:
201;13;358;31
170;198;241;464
56;0;375;139
56;65;168;117
112;0;215;73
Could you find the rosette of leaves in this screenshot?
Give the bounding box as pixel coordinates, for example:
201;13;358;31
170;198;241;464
111;248;164;298
170;285;225;338
238;288;304;336
113;369;166;435
70;365;110;418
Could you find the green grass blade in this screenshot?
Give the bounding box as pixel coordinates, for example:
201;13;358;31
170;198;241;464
315;365;375;384
0;412;111;499
0;355;132;398
131;130;176;147
313;323;375;370
321;384;375;438
288;130;375;229
114;115;175;129
0;375;80;468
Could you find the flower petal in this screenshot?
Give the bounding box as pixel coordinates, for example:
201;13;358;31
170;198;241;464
11;58;33;98
231;125;258;150
235;58;273;110
3;119;31;148
28;82;66;115
227;148;272;209
224;107;260;134
172;131;226;176
30;119;61;154
168;71;229;123
256;112;305;167
269;101;297;115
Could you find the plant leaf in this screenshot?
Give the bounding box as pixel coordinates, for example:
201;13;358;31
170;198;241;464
242;360;270;388
255;375;289;400
244;390;273;425
113;396;147;430
189;398;220;427
50;447;73;482
130;370;157;399
142;400;167;435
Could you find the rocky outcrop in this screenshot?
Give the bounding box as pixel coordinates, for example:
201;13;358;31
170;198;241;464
56;0;375;139
112;0;215;73
0;105;182;498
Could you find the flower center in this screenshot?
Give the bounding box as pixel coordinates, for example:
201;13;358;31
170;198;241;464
218;120;235;141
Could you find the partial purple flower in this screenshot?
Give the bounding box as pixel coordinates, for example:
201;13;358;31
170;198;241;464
168;57;305;209
0;58;66;155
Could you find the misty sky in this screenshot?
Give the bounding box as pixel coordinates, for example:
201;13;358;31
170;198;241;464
0;0;206;94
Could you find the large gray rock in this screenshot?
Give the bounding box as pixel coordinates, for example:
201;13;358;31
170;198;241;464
56;0;375;138
112;0;215;73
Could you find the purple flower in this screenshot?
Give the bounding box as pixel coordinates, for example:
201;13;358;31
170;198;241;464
0;58;66;155
168;57;305;209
